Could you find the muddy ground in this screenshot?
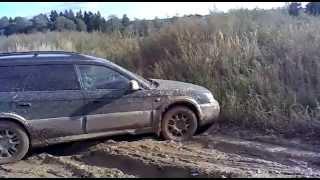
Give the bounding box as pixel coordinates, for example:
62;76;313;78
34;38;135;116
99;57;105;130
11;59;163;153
1;125;320;178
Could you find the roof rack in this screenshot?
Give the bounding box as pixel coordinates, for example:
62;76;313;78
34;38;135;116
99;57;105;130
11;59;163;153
0;51;84;59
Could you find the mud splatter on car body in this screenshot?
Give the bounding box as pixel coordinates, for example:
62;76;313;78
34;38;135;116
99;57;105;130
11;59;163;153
0;51;220;149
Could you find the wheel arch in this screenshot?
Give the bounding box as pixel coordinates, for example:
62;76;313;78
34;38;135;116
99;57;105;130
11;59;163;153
153;97;202;136
0;113;31;144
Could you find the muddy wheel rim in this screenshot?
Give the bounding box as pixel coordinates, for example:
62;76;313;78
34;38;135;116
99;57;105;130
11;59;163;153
0;129;20;158
167;112;193;138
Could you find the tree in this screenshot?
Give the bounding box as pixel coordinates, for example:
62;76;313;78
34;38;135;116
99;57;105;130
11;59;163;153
4;17;32;35
288;2;302;16
32;14;49;32
14;17;32;33
0;16;9;29
153;17;162;30
49;10;58;23
8;17;13;23
75;18;87;31
64;9;75;21
63;10;69;18
83;11;88;23
54;16;76;31
76;10;83;20
0;17;9;35
130;19;141;36
93;11;102;31
4;24;16;35
305;2;320;16
140;20;153;36
130;19;152;36
49;10;59;30
100;18;108;33
105;15;122;33
84;11;95;32
121;14;130;27
120;14;130;33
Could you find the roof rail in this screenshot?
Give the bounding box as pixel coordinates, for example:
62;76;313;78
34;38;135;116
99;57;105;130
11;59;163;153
0;51;83;59
0;51;79;56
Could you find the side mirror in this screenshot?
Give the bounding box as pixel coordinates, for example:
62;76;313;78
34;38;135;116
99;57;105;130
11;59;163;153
129;80;140;91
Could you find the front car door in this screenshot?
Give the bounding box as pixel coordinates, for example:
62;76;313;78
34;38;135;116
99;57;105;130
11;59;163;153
76;64;154;133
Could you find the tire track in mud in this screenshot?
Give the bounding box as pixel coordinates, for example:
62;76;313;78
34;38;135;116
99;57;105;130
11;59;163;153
196;135;320;177
64;135;320;178
0;155;74;178
39;153;134;178
1;133;320;178
197;135;320;167
73;140;241;178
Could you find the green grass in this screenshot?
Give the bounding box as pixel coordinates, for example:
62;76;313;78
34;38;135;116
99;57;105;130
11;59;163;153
0;9;319;137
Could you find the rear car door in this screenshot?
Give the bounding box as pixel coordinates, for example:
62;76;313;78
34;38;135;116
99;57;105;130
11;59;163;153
10;64;86;140
76;64;153;133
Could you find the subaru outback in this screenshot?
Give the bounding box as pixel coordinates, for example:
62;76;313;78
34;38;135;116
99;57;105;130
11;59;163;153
0;51;220;164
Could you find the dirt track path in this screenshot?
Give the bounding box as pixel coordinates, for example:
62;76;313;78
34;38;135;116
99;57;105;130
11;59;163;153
1;133;320;178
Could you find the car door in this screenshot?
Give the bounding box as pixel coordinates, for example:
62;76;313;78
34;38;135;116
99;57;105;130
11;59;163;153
11;64;86;140
76;64;154;133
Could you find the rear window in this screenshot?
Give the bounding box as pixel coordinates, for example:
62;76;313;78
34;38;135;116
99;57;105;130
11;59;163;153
0;65;80;92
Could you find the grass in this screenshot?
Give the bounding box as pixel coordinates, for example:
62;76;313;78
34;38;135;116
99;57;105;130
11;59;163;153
0;8;319;137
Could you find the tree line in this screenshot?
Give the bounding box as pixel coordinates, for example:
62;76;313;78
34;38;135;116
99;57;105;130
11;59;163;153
0;9;168;36
2;2;315;36
288;2;320;16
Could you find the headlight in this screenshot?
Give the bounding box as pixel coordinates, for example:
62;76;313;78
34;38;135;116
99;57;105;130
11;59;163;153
203;92;215;103
193;92;215;104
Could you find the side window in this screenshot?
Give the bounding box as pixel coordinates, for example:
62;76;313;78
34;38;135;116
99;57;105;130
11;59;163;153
0;66;28;92
78;65;130;90
24;65;80;91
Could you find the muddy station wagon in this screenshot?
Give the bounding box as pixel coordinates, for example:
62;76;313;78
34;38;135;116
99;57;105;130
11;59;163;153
0;51;220;164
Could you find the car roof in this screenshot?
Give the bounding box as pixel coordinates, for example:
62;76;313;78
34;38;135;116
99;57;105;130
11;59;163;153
0;51;152;90
0;51;112;66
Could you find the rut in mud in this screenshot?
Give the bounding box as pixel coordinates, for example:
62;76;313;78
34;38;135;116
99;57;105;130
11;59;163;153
1;131;320;178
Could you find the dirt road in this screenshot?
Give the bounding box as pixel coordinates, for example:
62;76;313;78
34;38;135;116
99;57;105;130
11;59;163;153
1;128;320;178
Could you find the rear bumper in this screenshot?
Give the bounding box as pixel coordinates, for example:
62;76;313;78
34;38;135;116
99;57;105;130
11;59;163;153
199;100;220;126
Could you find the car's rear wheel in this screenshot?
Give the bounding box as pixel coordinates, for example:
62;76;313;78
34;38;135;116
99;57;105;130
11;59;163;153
161;106;198;141
0;121;29;164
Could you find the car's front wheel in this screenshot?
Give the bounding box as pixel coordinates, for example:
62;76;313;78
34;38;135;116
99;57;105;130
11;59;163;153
161;106;198;141
0;121;29;164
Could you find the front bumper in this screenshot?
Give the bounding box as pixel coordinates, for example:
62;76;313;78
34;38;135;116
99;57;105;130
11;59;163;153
199;99;220;126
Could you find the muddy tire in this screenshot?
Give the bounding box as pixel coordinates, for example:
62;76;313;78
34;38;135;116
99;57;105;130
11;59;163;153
161;106;198;141
0;121;29;165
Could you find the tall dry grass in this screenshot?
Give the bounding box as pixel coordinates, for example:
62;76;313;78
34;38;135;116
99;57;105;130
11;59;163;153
0;9;319;137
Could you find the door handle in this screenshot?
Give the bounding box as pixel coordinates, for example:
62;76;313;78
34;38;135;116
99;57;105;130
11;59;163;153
92;100;102;104
16;102;32;107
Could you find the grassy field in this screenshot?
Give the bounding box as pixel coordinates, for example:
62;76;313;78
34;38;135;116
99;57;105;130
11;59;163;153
0;9;319;137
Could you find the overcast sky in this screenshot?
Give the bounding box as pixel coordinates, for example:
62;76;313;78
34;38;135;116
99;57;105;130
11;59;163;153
0;2;307;20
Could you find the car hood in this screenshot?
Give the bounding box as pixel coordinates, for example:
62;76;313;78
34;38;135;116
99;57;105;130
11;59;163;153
151;79;209;92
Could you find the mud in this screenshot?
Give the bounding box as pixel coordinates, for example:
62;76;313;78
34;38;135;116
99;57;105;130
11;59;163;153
1;130;320;178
